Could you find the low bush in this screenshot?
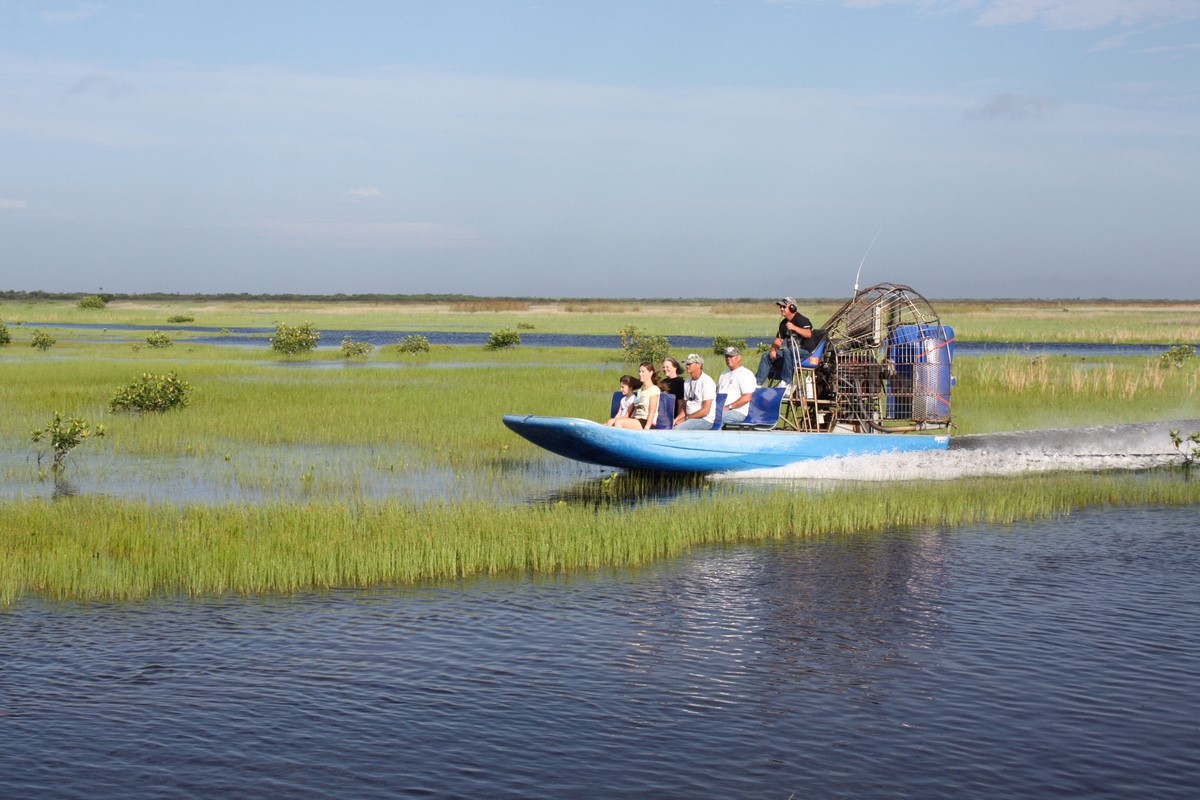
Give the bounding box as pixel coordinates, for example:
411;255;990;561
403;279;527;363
340;337;374;359
618;324;670;365
712;336;747;355
31;412;106;472
31;330;55;351
1161;345;1197;368
146;330;173;348
77;295;107;309
270;322;320;354
1170;429;1200;468
486;328;521;350
0;322;9;346
110;371;193;413
395;335;431;354
167;314;195;323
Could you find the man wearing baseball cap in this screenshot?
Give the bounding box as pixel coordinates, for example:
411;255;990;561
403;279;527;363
755;297;813;387
717;346;757;425
674;353;717;429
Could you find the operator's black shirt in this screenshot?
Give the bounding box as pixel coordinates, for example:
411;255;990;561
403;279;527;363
776;312;812;342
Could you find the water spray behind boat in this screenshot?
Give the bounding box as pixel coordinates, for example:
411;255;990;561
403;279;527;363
722;419;1200;483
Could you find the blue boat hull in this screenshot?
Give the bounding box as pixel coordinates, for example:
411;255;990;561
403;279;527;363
503;415;949;473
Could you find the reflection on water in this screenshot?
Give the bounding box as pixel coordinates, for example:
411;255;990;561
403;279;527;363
0;446;609;506
50;477;78;500
2;419;1196;505
535;470;717;508
1;507;1196;798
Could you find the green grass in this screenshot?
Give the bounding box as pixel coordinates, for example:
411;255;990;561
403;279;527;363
4;296;1198;342
950;355;1200;433
2;473;1197;607
1;305;1198;607
4;344;1194;467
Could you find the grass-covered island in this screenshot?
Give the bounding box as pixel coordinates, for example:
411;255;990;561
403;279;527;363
1;295;1197;607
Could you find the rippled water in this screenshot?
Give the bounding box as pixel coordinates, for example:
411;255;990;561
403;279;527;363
4;421;1195;506
2;506;1197;798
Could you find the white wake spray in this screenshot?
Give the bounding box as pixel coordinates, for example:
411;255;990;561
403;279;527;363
719;419;1200;482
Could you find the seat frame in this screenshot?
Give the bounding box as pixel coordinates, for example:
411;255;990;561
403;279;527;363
721;386;786;431
780;331;833;431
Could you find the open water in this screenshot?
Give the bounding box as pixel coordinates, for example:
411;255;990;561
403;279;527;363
20;321;1197;357
1;505;1197;798
4;327;1198;795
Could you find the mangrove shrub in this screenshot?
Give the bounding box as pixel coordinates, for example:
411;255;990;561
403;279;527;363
712;336;747;355
340;337;374;359
145;330;173;348
31;330;55;351
395;335;430;354
76;295;107;309
618;324;670;365
486;328;521;350
31;413;105;472
110;372;193;413
1161;345;1197;368
271;322;321;354
1170;430;1200;468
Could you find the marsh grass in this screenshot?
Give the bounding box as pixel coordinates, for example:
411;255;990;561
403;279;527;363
952;356;1200;433
2;473;1196;607
6;297;1198;342
2;346;1195;469
3;309;1199;606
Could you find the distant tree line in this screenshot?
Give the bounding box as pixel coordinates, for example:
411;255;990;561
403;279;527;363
0;290;1181;304
0;290;781;304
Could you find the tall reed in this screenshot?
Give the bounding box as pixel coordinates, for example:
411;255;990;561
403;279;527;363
2;473;1196;607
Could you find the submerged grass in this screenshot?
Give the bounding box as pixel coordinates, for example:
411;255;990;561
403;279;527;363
2;472;1197;607
4;346;1194;476
2;305;1198;607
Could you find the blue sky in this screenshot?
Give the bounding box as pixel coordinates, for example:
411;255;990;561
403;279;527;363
2;1;1198;299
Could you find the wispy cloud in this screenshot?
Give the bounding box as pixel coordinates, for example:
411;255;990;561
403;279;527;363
973;0;1200;30
0;198;29;210
42;3;104;26
243;221;479;248
344;187;384;202
62;73;133;100
967;92;1061;120
831;1;1200;30
1138;40;1200;55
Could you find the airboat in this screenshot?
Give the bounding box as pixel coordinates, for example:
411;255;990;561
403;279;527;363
503;283;954;473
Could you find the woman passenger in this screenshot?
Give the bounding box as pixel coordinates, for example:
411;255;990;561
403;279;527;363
612;362;661;430
660;356;685;411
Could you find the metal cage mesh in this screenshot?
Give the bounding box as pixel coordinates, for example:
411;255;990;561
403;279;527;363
810;282;953;431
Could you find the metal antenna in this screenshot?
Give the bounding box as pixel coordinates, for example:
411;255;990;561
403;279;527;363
853;230;881;296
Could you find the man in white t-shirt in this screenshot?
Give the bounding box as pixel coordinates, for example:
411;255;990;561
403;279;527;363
674;353;717;429
716;346;757;424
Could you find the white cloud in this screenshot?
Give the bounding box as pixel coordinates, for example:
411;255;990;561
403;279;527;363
242;221;479;248
344;187;384;202
0;198;29;209
42;3;104;26
967;92;1061;119
833;0;1200;29
974;0;1200;29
